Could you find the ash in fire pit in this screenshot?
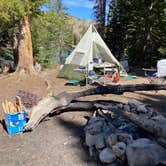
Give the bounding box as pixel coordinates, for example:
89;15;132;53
84;100;166;166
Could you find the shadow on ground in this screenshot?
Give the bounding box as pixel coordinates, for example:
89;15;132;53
56;116;101;165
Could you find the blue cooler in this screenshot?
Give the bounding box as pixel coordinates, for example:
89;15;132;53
6;111;26;135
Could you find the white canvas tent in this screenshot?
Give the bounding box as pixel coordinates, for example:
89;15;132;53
65;24;127;74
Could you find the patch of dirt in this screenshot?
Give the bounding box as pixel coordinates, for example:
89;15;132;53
0;68;165;166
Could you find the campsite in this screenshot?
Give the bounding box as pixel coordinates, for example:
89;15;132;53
0;0;166;166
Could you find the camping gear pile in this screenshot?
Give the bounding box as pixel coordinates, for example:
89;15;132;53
65;25;126;73
2;96;26;135
58;25;127;85
143;59;166;83
84;100;166;166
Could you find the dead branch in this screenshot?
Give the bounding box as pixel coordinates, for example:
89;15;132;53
25;84;166;131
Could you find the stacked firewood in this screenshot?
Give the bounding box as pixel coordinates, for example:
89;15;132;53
2;96;22;114
84;100;166;166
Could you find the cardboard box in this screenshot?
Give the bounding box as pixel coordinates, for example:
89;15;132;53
6;111;26;135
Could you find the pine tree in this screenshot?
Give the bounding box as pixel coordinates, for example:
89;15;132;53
91;0;107;37
106;0;166;66
106;0;128;58
0;0;49;74
126;0;166;66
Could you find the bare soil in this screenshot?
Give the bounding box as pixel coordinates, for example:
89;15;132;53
0;68;165;166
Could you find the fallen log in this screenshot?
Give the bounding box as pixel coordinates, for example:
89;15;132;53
25;84;166;131
95;101;166;138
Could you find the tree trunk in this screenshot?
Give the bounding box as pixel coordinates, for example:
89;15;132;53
16;2;35;75
25;83;166;131
94;0;106;37
12;32;19;68
95;102;166;138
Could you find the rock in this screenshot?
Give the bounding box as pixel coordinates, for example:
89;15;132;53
128;99;149;114
85;132;97;147
126;138;166;166
136;105;149;114
84;117;105;135
117;132;133;145
87;117;99;124
106;134;117;147
85;132;105;149
34;62;41;72
112;142;126;157
123;104;131;112
95;133;105;149
99;148;116;163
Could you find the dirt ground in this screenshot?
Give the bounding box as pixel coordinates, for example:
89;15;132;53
0;68;165;166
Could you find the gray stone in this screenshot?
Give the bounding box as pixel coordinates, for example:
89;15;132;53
85;132;97;147
126;138;166;166
106;134;117;147
123;104;130;112
128;99;149;113
99;148;116;163
84;117;105;135
112;142;126;157
117;132;133;145
85;132;105;150
95;133;105;149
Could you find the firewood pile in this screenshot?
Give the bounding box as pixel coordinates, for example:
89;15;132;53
84;100;166;166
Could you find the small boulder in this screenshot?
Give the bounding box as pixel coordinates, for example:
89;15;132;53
106;134;117;147
95;133;105;149
112;142;126;157
117;132;133;145
126;138;166;166
84;117;105;135
123;104;131;112
85;132;97;147
128;99;149;114
99;148;116;163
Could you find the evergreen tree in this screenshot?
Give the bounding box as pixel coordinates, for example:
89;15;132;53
31;9;73;66
106;0;128;58
106;0;166;66
126;0;166;66
0;0;49;73
0;0;73;71
90;0;107;37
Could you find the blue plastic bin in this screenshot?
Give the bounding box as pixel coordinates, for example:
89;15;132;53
5;111;26;135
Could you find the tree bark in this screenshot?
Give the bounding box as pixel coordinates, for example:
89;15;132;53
16;0;35;74
12;32;19;68
25;83;166;131
94;0;106;37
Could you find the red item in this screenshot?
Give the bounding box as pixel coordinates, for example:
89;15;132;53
114;74;120;82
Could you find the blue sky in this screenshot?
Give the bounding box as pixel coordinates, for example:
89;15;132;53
62;0;94;21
